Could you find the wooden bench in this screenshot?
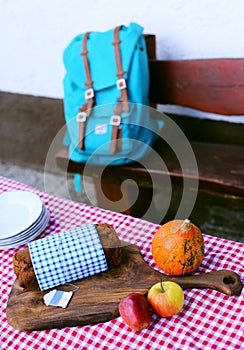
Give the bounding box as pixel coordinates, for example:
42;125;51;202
56;36;244;238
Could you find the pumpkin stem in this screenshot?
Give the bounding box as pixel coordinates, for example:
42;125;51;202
160;279;165;293
181;219;191;232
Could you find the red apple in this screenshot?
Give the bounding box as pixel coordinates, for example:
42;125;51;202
119;293;152;331
147;281;184;317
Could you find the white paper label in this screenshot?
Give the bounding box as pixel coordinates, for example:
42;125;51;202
43;289;73;308
95;124;107;134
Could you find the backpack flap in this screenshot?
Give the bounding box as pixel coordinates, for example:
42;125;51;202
63;22;143;95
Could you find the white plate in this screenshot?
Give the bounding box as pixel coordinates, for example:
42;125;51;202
0;208;50;249
0;190;43;239
0;204;46;243
0;204;48;244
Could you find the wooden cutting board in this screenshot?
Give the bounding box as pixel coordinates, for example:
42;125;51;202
6;242;242;331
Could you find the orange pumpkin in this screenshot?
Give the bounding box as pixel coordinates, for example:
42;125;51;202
152;219;204;276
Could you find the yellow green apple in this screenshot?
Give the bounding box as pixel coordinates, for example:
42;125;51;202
147;281;184;317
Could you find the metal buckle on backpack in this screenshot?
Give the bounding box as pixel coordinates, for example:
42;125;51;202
76;112;87;123
116;78;126;90
110;115;121;126
85;88;94;100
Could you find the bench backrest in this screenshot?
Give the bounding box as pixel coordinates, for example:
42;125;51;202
145;35;244;117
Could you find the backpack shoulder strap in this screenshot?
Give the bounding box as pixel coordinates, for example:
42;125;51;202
77;32;94;150
112;26;129;114
110;26;129;154
80;32;94;95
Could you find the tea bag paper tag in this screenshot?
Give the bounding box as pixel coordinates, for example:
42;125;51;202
43;289;73;308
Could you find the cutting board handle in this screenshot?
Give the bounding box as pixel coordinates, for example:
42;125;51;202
166;270;242;296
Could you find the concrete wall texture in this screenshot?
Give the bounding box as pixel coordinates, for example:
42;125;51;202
1;0;244;121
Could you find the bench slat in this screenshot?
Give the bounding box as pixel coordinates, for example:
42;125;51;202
149;58;244;115
56;142;244;197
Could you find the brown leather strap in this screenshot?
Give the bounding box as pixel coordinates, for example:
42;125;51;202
80;32;94;91
110;101;122;155
79;98;93;115
110;125;122;154
77;32;94;150
113;26;126;79
112;26;129;113
78;121;86;151
110;26;129;154
110;114;122;154
110;125;119;154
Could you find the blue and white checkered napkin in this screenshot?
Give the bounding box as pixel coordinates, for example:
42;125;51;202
28;223;108;291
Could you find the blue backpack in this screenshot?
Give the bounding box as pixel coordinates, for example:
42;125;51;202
63;22;163;166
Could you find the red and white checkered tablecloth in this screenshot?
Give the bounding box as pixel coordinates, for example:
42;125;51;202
0;176;243;350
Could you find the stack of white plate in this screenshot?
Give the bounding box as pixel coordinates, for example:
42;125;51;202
0;190;50;249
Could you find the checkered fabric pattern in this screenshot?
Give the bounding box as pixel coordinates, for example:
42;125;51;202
1;176;244;350
28;223;107;291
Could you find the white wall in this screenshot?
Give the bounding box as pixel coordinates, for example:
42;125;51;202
1;0;244;121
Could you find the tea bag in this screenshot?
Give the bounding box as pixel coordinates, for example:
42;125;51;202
44;289;73;308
